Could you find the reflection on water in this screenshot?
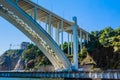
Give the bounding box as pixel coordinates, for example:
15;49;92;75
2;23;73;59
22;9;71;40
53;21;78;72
0;78;63;80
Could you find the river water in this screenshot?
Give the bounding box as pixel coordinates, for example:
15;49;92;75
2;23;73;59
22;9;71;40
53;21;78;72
0;78;40;80
0;78;63;80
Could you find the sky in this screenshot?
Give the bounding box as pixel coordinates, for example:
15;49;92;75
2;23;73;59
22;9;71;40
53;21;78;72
0;0;120;55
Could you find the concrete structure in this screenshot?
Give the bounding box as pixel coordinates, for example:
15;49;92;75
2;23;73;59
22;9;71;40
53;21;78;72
0;0;90;71
20;42;30;50
0;1;120;80
0;71;120;79
72;17;78;70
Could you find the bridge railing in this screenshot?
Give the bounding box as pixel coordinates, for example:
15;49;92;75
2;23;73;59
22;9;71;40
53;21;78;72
0;71;120;79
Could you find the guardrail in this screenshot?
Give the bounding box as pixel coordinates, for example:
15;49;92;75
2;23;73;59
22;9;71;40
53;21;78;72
0;71;120;79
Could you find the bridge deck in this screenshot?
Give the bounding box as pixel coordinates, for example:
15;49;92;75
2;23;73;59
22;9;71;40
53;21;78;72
0;71;120;79
17;0;89;36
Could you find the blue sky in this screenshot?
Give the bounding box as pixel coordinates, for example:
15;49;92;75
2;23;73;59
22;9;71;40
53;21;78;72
0;0;120;55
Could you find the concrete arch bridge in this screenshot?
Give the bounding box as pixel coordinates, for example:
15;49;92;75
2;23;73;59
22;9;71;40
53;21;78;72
0;0;89;71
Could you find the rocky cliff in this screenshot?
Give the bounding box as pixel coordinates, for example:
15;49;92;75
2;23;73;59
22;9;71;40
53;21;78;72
0;49;24;70
0;44;51;71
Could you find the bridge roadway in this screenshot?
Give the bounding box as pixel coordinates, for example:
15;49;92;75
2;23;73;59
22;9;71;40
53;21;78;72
0;71;120;79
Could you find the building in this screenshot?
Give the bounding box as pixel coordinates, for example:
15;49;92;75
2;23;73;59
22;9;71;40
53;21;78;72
20;42;30;50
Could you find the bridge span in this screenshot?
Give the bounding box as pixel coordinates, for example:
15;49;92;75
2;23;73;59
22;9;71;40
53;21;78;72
0;0;120;80
0;71;120;80
0;0;90;71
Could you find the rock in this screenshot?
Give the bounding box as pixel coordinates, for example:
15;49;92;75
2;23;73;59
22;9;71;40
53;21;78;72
0;49;24;70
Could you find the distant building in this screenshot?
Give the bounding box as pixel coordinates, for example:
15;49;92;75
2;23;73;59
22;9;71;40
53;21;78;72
20;42;30;50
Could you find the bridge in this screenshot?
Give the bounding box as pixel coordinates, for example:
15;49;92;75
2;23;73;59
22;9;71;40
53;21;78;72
0;0;89;71
1;0;119;80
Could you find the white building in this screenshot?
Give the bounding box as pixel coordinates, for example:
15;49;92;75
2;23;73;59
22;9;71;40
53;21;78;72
20;42;30;50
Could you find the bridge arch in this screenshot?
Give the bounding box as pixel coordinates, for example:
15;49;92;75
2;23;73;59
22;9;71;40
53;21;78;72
0;0;71;71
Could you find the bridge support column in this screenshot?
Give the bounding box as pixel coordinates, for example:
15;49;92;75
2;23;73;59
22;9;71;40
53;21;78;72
86;33;89;43
61;20;64;50
30;10;33;18
34;6;37;20
71;34;73;54
55;22;60;45
80;29;82;52
68;33;70;54
45;17;48;32
84;34;86;43
51;25;53;37
72;17;78;70
48;14;52;36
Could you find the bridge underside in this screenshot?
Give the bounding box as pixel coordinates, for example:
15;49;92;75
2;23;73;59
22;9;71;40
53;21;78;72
0;0;71;71
16;0;89;36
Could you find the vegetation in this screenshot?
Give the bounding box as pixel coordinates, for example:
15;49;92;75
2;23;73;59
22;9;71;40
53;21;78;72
0;27;120;71
22;27;120;70
22;44;51;70
60;27;120;70
87;27;120;69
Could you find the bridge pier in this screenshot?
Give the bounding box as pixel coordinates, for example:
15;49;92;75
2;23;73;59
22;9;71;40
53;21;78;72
61;20;64;50
71;34;73;54
86;33;89;43
34;6;37;20
68;33;70;54
79;29;82;52
72;17;78;70
48;14;52;36
55;22;60;45
45;17;48;32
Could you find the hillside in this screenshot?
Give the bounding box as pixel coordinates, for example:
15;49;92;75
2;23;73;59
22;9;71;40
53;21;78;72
0;27;119;71
22;44;51;71
0;49;23;70
85;27;120;69
0;44;51;71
